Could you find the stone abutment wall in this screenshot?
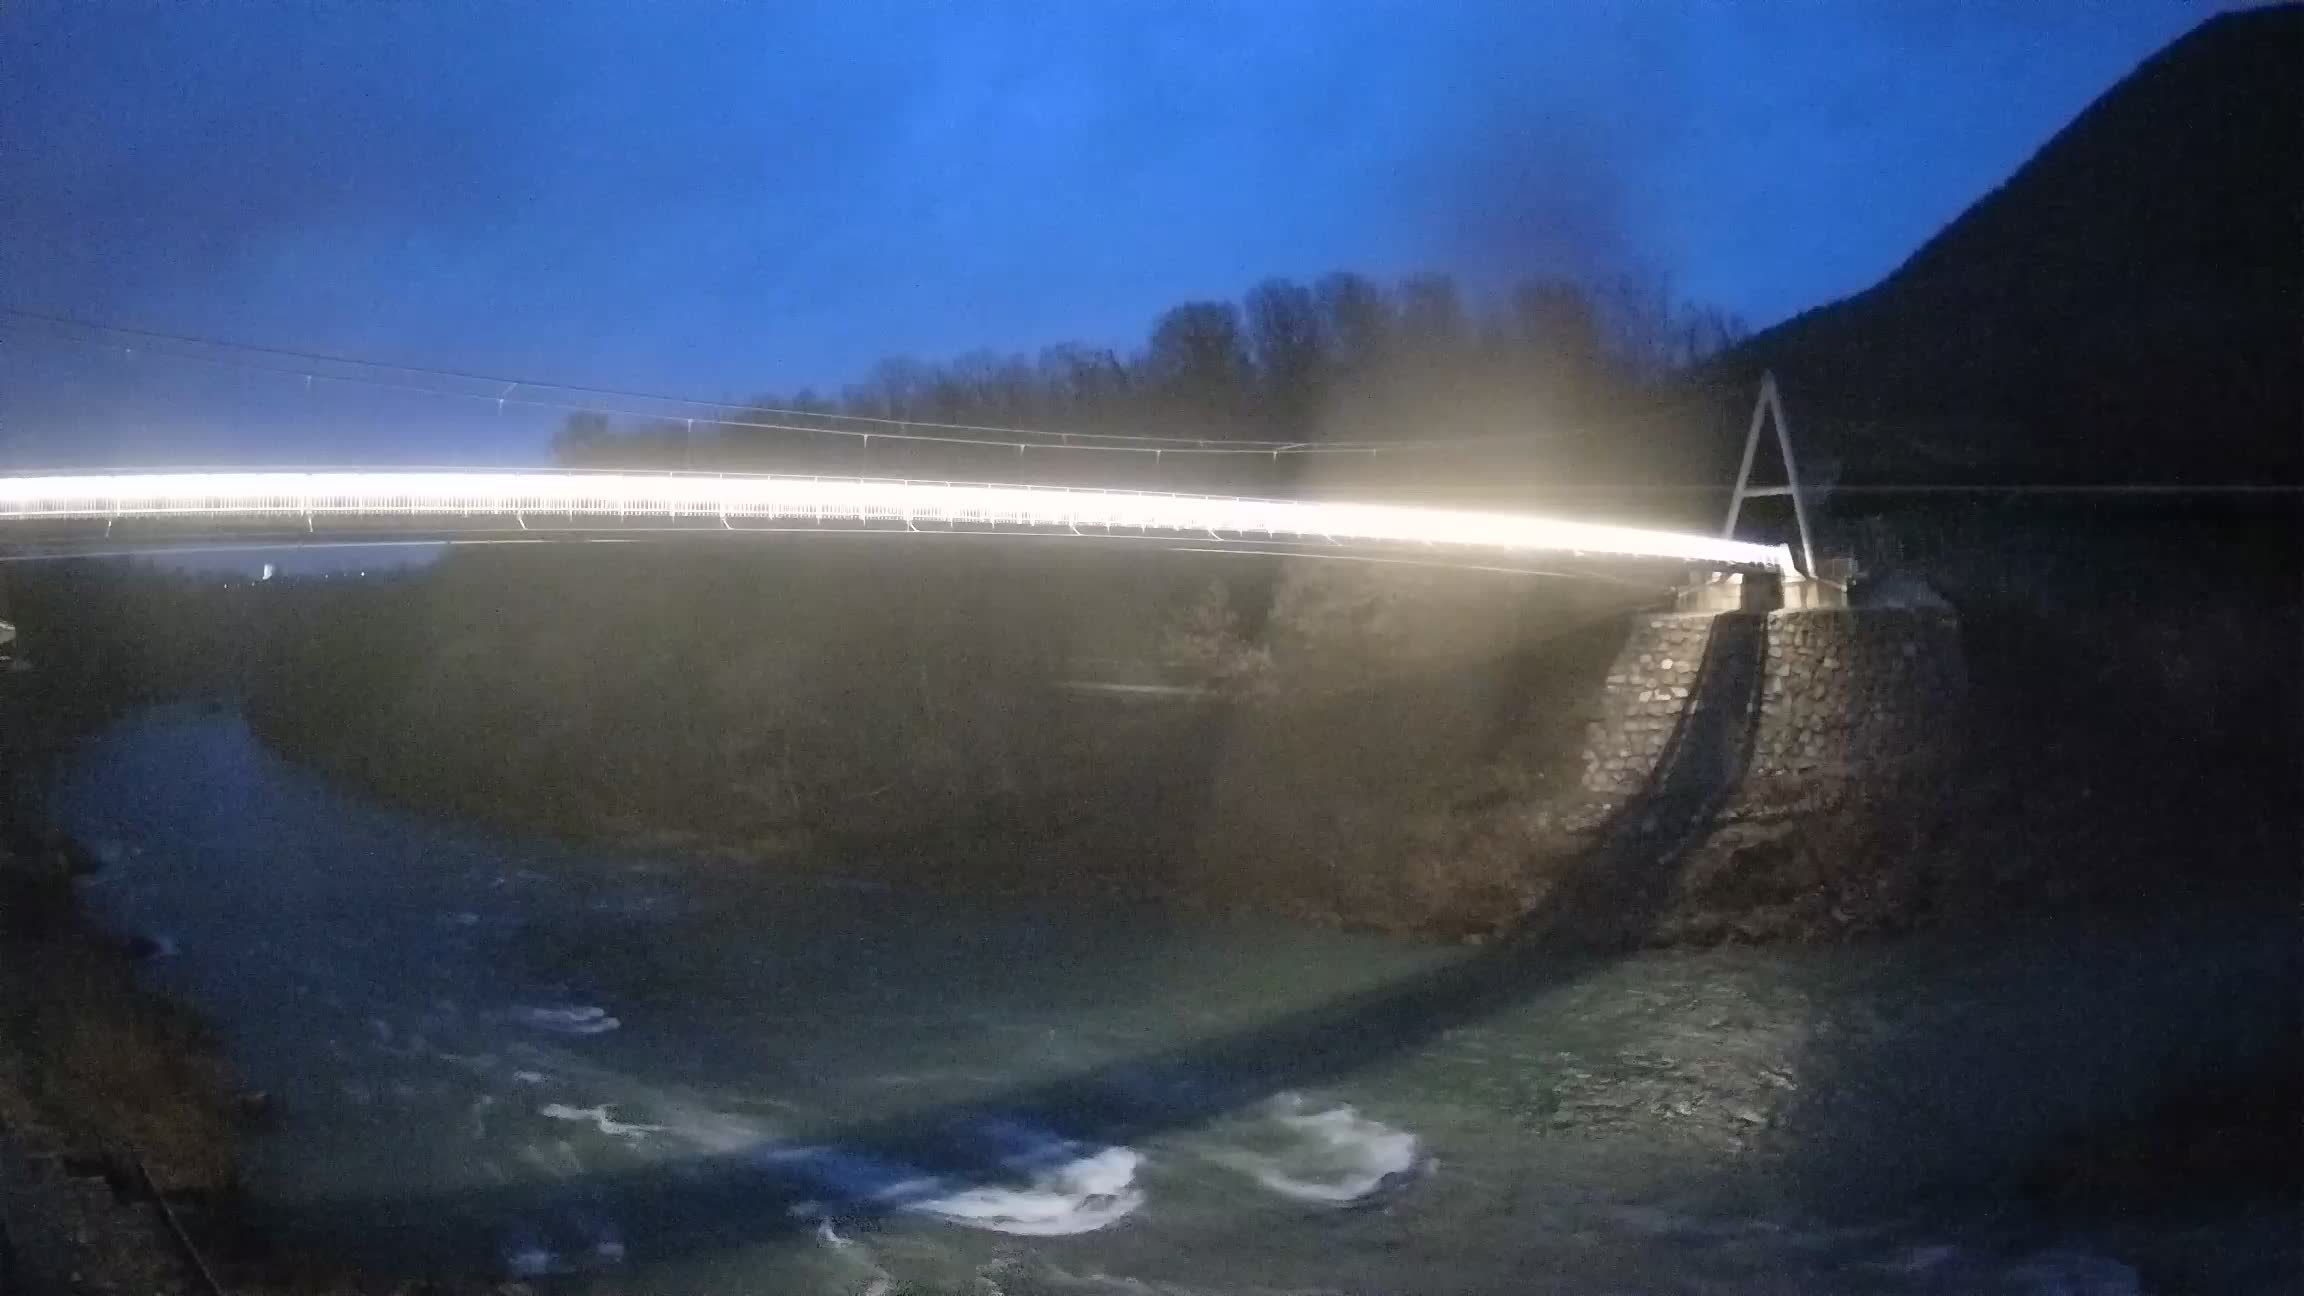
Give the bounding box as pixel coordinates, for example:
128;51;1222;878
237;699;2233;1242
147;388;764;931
1580;608;1965;821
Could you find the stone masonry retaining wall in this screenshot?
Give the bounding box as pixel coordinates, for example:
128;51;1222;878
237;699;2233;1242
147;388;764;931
1748;608;1965;791
1581;613;1723;801
1580;607;1965;816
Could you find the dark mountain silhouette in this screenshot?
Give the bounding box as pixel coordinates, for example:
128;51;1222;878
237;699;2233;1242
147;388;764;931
1711;5;2304;487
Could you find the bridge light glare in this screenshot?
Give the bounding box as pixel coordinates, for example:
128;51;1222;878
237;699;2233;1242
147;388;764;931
0;471;1795;574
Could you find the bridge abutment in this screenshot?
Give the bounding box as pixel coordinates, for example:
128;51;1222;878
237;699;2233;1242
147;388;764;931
1580;605;1965;821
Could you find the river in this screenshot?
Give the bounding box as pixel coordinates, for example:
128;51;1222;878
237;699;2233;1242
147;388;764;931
50;706;2298;1294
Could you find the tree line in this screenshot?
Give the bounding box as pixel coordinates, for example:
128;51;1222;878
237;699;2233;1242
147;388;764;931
554;270;1746;468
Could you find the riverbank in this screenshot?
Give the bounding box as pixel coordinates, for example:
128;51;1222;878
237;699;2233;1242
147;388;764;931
239;543;1653;937
242;519;2299;946
0;681;234;1294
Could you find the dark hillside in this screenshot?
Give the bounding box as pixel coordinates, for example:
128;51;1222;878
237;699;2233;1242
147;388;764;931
1711;6;2304;486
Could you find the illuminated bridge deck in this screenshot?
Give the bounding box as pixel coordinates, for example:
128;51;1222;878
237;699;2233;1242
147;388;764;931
0;470;1796;574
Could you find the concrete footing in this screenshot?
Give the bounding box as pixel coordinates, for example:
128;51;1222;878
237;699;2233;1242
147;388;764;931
1676;572;1849;614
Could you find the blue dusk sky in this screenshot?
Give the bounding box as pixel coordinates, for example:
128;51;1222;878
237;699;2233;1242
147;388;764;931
0;1;2248;467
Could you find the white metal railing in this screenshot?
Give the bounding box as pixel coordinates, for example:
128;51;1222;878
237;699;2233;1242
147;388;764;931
0;470;1797;573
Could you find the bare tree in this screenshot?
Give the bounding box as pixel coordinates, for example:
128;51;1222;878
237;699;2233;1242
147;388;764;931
1245;277;1325;438
1142;301;1254;436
